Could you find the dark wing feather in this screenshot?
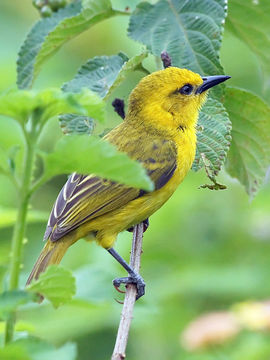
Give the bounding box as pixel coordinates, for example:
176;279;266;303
44;137;177;242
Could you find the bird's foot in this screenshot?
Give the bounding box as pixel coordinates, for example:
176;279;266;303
127;218;149;233
113;272;145;300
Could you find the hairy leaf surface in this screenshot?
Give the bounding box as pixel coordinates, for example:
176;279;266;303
59;114;95;135
104;52;148;100
192;97;231;174
17;0;114;88
128;0;226;80
63;52;148;99
62;53;129;97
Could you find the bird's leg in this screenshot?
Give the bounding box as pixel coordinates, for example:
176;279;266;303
107;247;145;300
127;218;149;233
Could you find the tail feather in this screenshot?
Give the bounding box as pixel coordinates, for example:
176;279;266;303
26;239;70;286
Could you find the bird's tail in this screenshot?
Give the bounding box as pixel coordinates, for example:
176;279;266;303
26;239;70;286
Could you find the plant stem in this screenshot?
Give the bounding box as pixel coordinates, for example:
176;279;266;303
111;223;144;360
4;136;36;344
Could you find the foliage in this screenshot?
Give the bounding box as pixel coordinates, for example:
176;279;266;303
225;87;270;197
0;338;77;360
27;266;76;307
17;0;117;89
62;52;129;97
192;97;231;174
0;0;270;359
43;135;153;190
226;0;270;76
128;0;225;78
0;291;37;320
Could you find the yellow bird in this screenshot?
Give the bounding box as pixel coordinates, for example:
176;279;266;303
26;67;230;299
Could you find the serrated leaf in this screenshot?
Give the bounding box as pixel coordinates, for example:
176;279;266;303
0;88;104;125
104;51;149;100
63;52;149;101
14;338;77;360
192;97;231;174
27;266;76;307
0;290;37;320
62;53;129;97
59;114;95;135
128;0;226;73
17;0;114;89
226;0;270;75
224;87;270;197
42;135;154;191
128;0;226;97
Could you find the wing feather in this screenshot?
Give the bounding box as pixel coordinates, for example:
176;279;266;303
44;136;177;242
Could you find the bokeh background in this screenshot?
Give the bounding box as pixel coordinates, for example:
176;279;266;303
1;1;270;359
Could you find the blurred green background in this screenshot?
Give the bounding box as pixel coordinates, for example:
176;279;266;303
1;1;270;359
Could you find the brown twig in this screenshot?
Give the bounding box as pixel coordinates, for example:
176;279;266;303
111;223;144;360
161;51;172;68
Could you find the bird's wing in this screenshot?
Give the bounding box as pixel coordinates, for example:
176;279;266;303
44;138;177;242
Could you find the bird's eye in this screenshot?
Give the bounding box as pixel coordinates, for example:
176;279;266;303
179;84;193;95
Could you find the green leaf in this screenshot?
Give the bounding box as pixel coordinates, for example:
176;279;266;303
0;344;31;360
0;290;37;320
0;146;9;173
224;87;270;197
0;266;7;293
110;0;141;12
0;88;104;125
63;52;149;100
17;0;114;89
62;53;129;98
226;0;270;75
192;97;231;174
59;114;95;135
0;207;48;229
43;135;154;190
104;51;149;100
14;338;77;360
27;266;76;308
128;0;226;80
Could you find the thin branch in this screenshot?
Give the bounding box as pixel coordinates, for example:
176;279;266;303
111;223;144;360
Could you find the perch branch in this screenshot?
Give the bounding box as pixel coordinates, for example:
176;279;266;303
111;222;144;360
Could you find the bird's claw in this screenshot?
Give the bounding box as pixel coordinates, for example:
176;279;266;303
113;273;145;300
127;218;149;233
113;283;126;294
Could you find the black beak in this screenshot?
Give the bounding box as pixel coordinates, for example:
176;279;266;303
196;75;231;94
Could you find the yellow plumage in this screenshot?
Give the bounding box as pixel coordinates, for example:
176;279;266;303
27;67;230;286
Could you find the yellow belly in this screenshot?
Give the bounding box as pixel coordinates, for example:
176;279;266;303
72;128;197;249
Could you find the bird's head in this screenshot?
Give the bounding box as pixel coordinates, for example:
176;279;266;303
127;67;230;135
